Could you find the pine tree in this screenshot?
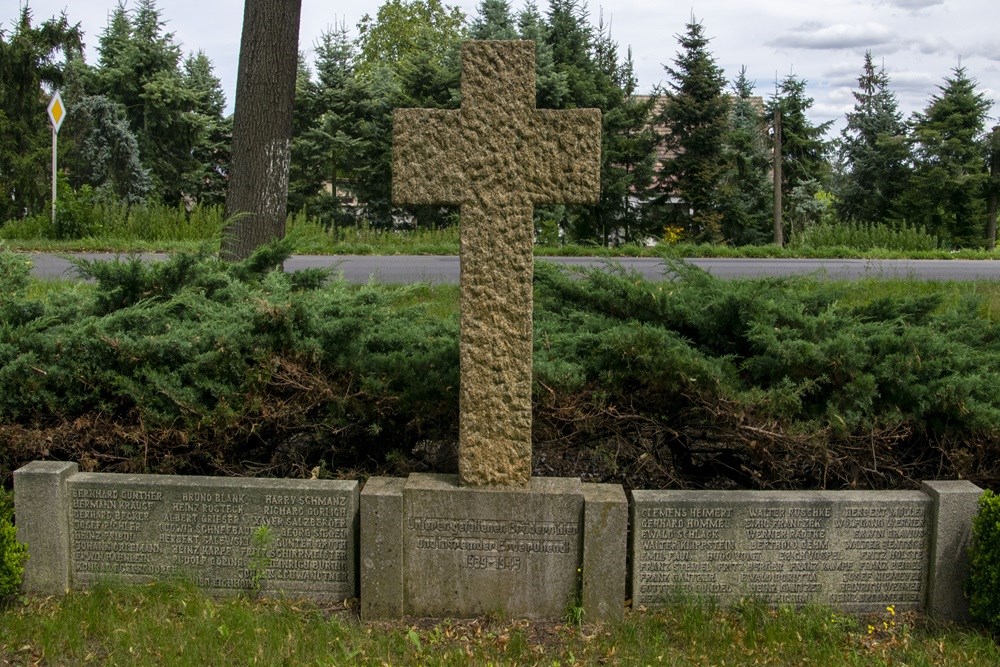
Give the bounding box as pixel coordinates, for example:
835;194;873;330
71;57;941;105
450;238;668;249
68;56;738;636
289;24;365;224
905;67;992;247
546;0;597;108
718;67;773;245
656;17;730;242
596;46;658;244
836;52;910;224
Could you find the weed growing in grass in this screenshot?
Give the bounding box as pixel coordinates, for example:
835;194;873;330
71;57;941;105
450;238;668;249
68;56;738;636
247;525;274;597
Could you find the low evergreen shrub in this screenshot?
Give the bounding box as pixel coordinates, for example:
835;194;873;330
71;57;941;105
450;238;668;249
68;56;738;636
1;246;998;492
969;489;1000;633
0;487;28;604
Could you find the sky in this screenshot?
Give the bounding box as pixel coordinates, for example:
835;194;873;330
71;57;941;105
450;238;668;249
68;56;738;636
14;0;1000;137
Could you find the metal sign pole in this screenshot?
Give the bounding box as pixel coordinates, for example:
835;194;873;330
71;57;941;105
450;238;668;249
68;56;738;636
52;126;57;226
47;91;65;229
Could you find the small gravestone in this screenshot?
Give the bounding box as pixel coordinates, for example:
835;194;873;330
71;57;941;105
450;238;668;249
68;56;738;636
362;40;626;621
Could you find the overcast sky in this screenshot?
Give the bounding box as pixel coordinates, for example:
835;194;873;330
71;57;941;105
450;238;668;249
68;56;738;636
16;0;1000;137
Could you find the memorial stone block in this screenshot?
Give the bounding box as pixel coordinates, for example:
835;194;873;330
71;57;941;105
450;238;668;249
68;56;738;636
15;462;360;601
631;490;932;613
362;473;625;620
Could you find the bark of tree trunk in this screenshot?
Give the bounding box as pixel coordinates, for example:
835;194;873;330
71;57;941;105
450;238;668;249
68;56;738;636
773;107;783;247
221;0;302;261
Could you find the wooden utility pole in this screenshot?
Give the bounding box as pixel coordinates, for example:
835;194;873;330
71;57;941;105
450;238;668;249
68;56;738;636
773;107;783;247
988;126;999;251
221;0;302;260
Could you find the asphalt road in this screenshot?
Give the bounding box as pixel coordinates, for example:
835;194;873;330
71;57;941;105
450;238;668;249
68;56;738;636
23;252;1000;282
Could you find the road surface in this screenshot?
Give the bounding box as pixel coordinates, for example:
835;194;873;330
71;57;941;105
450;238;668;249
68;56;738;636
23;252;1000;283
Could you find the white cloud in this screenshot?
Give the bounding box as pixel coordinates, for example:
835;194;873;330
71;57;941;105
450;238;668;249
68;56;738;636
771;22;896;50
910;35;954;56
879;0;946;9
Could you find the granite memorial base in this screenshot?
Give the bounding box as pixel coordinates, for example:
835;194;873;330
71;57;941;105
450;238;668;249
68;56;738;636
360;473;627;621
14;461;359;601
630;480;981;621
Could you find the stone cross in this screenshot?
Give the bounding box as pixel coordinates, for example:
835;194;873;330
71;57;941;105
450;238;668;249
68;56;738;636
393;41;601;487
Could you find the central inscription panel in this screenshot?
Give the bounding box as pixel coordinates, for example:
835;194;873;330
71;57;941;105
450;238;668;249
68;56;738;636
631;490;931;612
68;473;359;600
402;473;583;617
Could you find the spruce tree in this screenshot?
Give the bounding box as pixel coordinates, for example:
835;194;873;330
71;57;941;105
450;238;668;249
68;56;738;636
765;74;831;230
516;2;568;109
904;67;992;247
836;52;910;224
94;0;201;205
656;17;729;242
470;0;518;40
718;67;773;245
183;51;230;205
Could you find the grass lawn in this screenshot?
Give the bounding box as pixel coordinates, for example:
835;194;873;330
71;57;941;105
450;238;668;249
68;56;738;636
1;580;997;666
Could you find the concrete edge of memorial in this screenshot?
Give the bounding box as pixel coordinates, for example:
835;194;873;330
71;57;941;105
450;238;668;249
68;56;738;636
14;462;982;623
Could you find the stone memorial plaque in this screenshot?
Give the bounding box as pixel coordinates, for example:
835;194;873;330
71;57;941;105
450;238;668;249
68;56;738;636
403;474;583;617
67;472;359;600
631;490;931;612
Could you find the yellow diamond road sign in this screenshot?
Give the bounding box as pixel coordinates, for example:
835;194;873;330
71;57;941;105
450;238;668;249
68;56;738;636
47;91;66;133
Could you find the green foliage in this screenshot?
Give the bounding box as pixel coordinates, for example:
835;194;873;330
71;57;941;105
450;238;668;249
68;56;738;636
247;525;274;596
718;68;773;246
793;222;938;252
835;52;910;225
3;247;1000;490
0;195;224;243
656;17;730;242
0;487;28;604
903;68;993;248
0;7;83;221
68;95;151;204
767;73;833;222
356;0;466;78
969;489;1000;633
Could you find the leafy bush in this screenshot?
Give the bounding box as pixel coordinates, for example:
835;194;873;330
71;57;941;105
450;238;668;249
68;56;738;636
969;490;1000;633
0;487;28;604
793;221;938;252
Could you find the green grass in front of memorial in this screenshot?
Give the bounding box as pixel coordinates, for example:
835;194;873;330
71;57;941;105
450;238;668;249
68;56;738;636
0;579;997;666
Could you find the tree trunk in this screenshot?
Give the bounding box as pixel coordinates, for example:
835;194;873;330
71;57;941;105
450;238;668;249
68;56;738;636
773;107;783;247
988;126;999;251
221;0;302;260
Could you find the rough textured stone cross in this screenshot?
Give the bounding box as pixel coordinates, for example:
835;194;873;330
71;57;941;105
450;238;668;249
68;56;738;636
393;40;601;487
